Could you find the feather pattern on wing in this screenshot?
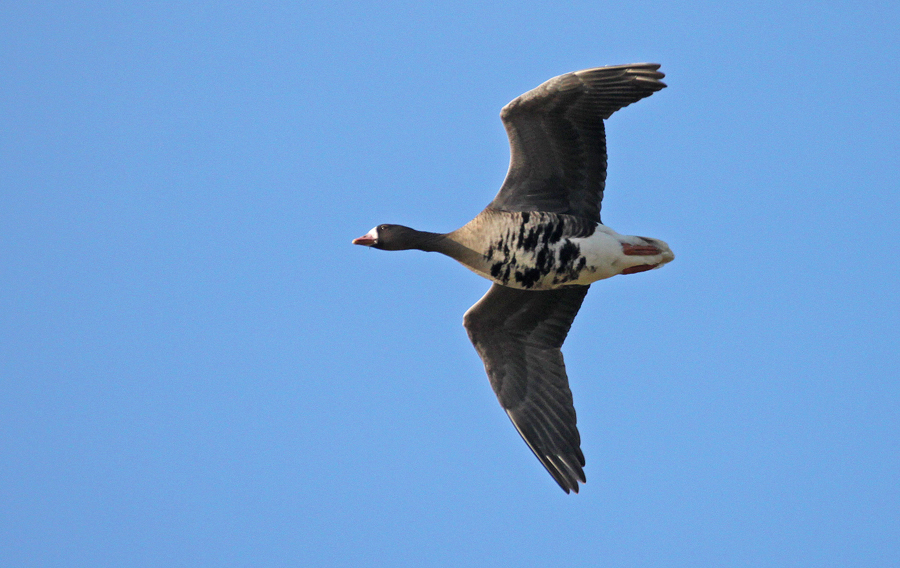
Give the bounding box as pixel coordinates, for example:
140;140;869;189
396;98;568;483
463;284;590;493
489;63;666;222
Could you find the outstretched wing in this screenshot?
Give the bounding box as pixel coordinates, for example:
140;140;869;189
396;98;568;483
489;63;666;223
463;283;590;493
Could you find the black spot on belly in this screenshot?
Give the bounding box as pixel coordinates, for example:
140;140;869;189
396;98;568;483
522;226;540;251
490;262;504;278
521;212;530;223
514;267;543;288
536;246;553;271
541;221;554;246
548;221;565;244
550;241;587;285
516;223;527;248
558;240;580;269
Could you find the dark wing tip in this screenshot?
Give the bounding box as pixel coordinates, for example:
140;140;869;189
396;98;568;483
574;61;665;79
545;452;587;494
500;62;667;123
509;411;587;494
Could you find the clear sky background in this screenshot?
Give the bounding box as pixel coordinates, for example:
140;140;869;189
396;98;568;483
2;2;898;567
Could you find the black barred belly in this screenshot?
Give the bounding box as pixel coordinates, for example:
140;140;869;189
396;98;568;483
483;214;592;290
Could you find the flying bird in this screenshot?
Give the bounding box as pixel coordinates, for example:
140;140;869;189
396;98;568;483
353;63;674;493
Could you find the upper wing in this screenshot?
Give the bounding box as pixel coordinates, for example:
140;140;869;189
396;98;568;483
488;63;666;223
463;283;590;493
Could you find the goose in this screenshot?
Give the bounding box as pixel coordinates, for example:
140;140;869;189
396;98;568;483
353;63;674;493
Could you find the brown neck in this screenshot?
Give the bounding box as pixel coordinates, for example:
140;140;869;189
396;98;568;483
429;233;484;267
407;230;447;253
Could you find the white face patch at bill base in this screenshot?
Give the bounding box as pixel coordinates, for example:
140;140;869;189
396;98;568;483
359;227;379;246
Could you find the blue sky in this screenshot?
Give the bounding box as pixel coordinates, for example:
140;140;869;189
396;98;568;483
2;1;898;566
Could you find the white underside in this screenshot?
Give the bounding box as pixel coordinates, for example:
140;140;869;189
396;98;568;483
568;225;675;284
465;223;674;290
